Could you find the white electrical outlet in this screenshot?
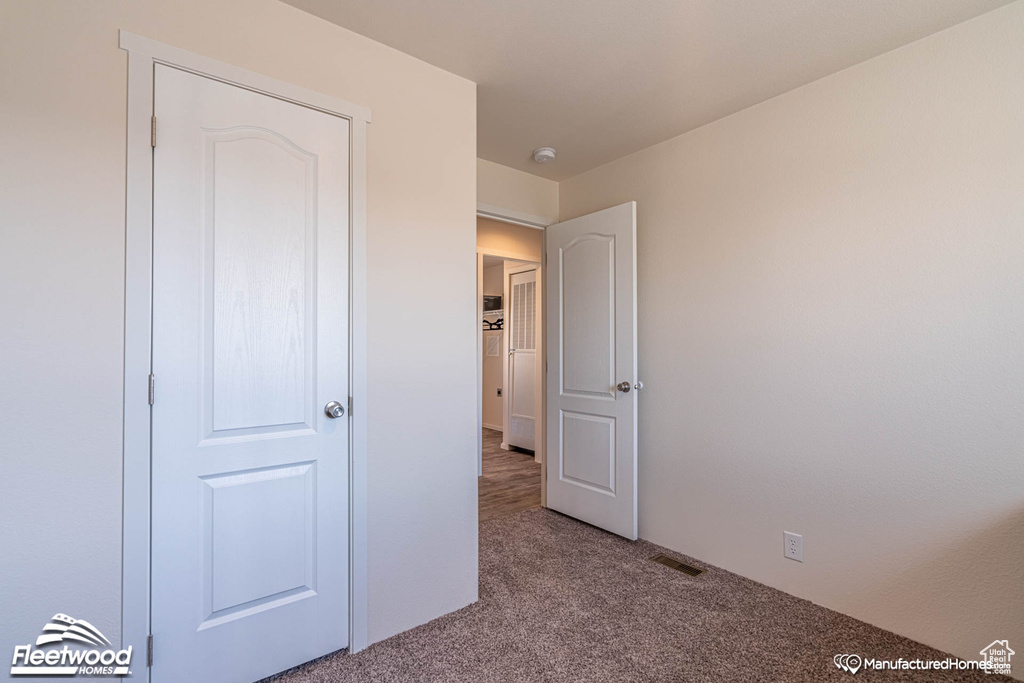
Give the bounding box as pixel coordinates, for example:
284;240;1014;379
784;531;803;562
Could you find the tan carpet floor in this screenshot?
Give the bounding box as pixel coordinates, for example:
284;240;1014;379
268;508;1009;682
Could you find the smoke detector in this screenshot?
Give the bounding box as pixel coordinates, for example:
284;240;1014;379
532;147;556;163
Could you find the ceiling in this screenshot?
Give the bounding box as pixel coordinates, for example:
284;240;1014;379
282;0;1010;181
482;255;532;268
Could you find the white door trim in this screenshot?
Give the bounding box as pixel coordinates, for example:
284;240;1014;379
476;202;554;230
120;32;372;675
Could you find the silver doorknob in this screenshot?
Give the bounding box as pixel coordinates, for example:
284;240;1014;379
324;401;345;419
634;381;644;391
616;382;631;393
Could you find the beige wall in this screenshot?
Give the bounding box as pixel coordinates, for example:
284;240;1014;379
0;0;477;653
478;158;558;224
560;2;1024;669
482;265;505;429
477;217;543;262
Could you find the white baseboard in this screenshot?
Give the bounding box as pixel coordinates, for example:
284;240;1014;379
482;422;503;432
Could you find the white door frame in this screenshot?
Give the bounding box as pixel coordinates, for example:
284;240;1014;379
120;31;372;675
501;261;543;461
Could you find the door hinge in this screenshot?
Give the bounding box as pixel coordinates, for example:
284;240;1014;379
148;374;155;405
146;634;153;667
151;116;157;148
347;397;353;417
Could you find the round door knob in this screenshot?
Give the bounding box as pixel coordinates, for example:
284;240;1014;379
324;401;345;419
634;381;644;391
616;381;631;393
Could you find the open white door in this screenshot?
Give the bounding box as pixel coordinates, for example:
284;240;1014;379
545;202;638;540
151;65;349;682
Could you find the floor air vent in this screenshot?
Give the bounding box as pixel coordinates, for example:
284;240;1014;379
651;554;705;577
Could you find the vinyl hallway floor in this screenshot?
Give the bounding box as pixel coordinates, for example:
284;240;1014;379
477;427;541;522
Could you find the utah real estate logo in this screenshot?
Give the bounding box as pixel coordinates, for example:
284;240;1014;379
10;614;133;677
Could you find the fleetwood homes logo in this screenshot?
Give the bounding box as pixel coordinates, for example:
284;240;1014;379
10;614;132;677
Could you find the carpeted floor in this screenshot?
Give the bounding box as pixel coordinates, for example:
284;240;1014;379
269;509;1010;682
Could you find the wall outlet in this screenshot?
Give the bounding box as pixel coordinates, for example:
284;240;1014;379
784;531;803;562
497;388;502;397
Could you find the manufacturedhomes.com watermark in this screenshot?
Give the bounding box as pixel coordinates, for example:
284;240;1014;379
834;640;1014;676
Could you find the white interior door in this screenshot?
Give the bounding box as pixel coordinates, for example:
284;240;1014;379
151;64;350;682
505;265;538;450
545;202;638;539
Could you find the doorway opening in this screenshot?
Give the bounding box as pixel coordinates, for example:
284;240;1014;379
476;218;545;521
475;202;640;539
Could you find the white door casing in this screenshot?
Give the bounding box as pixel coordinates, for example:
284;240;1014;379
545;202;638;540
150;64;350;682
504;265;538;451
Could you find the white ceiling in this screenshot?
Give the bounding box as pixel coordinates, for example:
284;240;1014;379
482;255;532;268
282;0;1010;181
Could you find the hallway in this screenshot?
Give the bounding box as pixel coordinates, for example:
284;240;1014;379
478;427;541;522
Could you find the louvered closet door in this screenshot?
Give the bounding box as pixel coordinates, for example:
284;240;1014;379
506;267;537;450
